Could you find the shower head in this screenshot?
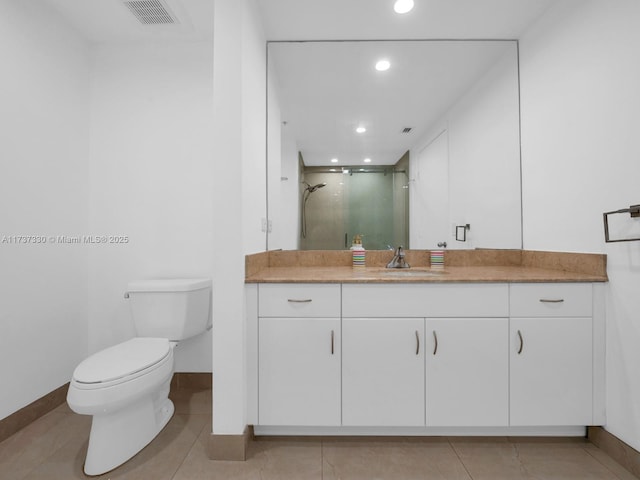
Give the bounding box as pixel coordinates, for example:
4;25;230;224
304;182;327;193
301;182;328;239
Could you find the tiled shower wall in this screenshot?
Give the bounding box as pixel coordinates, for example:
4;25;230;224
300;169;409;250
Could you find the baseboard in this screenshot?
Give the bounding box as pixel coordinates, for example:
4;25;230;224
208;425;253;461
588;426;640;478
253;425;587;437
0;383;69;444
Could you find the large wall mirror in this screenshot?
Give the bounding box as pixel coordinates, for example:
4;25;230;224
266;40;522;251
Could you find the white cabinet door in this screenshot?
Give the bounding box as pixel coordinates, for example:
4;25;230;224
426;318;509;426
510;317;593;426
259;317;340;426
342;318;425;426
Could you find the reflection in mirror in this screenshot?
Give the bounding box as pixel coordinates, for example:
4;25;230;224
266;40;522;251
300;159;409;251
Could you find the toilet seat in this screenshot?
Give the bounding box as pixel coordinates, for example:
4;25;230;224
72;338;171;390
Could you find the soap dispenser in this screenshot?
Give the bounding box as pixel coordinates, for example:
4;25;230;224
351;234;366;267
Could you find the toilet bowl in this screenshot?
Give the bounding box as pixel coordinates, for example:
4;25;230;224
67;278;211;476
68;337;175;475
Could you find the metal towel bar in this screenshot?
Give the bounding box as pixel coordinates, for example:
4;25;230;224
603;204;640;243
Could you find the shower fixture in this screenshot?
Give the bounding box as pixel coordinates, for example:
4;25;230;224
304;182;327;193
301;182;327;238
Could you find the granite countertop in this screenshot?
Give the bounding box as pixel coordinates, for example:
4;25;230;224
245;249;608;284
245;265;608;284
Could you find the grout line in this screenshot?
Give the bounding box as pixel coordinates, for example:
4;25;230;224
171;414;210;480
448;437;476;480
321;439;324;479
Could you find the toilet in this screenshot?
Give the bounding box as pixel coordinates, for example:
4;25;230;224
67;278;211;476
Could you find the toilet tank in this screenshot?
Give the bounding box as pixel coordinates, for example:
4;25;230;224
126;278;211;341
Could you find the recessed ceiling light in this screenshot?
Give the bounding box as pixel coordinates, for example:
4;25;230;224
356;126;367;134
375;59;391;71
343;169;350;174
331;158;338;163
364;158;372;163
394;0;414;14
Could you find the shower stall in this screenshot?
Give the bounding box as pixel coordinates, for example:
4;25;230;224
300;166;409;251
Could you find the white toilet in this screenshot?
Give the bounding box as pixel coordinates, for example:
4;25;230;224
67;278;211;476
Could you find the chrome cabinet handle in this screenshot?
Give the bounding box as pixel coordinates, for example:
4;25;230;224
415;330;420;355
517;330;524;354
287;299;312;303
433;331;438;355
539;298;564;303
331;330;335;355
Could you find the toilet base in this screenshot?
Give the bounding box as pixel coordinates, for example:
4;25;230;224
83;383;174;476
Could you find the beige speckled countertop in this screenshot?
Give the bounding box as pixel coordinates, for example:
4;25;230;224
245;250;608;284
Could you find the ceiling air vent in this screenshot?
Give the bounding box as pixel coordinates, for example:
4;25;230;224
401;127;413;134
123;0;179;25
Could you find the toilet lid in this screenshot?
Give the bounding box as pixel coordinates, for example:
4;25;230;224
73;337;171;384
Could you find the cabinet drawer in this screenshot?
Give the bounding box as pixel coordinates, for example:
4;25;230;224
510;283;592;317
342;284;508;317
259;284;341;317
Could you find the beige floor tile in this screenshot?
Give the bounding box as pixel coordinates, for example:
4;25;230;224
170;388;212;415
452;442;621;480
3;390;639;480
0;411;90;480
21;413;208;480
321;440;471;480
0;411;66;462
172;430;322;480
15;432;88;480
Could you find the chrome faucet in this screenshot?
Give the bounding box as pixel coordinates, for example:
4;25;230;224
386;246;410;268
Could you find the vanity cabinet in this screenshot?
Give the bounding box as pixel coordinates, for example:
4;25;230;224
342;318;424;426
425;318;509;426
253;281;603;433
342;284;509;428
509;284;593;426
258;284;341;426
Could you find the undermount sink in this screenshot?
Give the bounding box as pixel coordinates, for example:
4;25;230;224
380;269;447;277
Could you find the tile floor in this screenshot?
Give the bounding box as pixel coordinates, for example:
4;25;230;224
0;386;637;480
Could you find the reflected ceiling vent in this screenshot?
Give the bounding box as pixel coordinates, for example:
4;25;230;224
401;127;413;133
123;0;179;25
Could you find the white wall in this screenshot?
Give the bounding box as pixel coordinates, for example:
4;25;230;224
410;46;522;250
411;130;450;249
266;74;283;250
242;4;268;256
211;0;267;435
267;69;301;251
87;41;214;371
0;0;90;419
520;0;640;450
279;122;301;250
